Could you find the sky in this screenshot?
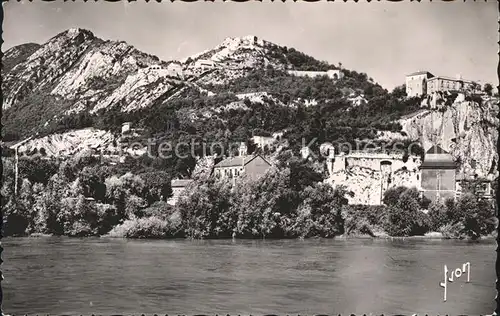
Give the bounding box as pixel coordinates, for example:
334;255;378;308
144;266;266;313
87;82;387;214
2;0;498;90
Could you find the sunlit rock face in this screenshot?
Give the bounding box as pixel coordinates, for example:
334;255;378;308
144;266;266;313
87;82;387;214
400;97;498;177
15;128;116;157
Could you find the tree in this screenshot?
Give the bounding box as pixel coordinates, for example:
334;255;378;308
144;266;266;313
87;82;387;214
470;81;480;93
383;187;431;236
391;84;407;99
230;167;291;238
383;186;407;206
178;178;233;239
483;83;493;96
288;158;324;192
286;184;349;238
138;171;172;204
454;193;496;239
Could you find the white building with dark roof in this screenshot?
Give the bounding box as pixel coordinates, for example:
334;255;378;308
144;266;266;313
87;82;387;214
405;71;434;97
406;71;479;97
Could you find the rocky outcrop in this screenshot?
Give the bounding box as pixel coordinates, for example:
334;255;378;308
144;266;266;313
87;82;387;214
2;31;298;121
2;43;41;73
399;97;498;177
2;28;176;114
191;155;216;181
14;128;117;157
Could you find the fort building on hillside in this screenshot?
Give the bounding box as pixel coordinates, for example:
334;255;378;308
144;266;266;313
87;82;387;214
325;146;422;205
419;145;457;203
194;59;217;70
212;142;272;181
325;142;494;206
405;71;478;98
287;69;344;80
427;76;475;95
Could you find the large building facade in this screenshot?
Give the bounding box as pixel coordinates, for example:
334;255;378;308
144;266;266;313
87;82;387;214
426;76;475;95
420;145;457;203
405;71;434;97
325;147;422;205
406;71;478;97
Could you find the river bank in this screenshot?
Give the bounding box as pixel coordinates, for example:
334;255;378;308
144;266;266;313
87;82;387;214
3;153;497;241
11;230;497;241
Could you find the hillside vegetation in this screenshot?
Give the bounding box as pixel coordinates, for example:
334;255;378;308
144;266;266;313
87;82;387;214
2;28;421;148
2;29;497;240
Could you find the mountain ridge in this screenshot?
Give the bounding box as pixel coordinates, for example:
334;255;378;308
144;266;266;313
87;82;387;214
2;28;497;179
1;27;358;138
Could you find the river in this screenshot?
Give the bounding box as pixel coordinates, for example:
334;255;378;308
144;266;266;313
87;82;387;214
1;237;496;315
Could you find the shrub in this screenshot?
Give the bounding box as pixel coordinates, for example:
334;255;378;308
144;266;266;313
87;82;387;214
384;207;430;237
178;178;234;239
484;83;493;96
455;193;496;239
427;201;450;231
383;186;408;206
382;187;430;236
107;213;184;239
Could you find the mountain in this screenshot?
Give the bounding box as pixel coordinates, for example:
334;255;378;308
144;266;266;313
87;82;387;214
2;28;179;138
2;28;497;179
2;42;41;74
1;29;344;139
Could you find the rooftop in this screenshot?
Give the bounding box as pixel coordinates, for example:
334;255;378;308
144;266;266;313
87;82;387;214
407;71;434;77
420;161;457;169
425;145;448;155
214;154;270;168
427;76;474;84
420;145;457;169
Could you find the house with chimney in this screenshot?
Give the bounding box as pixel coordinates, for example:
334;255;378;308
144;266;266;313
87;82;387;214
212;142;272;181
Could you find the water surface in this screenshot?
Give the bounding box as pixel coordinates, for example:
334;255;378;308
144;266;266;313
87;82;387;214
2;237;496;315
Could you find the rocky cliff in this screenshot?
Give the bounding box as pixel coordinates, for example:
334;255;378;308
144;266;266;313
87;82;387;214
399;95;498;177
14;128;116;157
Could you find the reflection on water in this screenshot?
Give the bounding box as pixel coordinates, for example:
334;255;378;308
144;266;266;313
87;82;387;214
2;237;496;315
